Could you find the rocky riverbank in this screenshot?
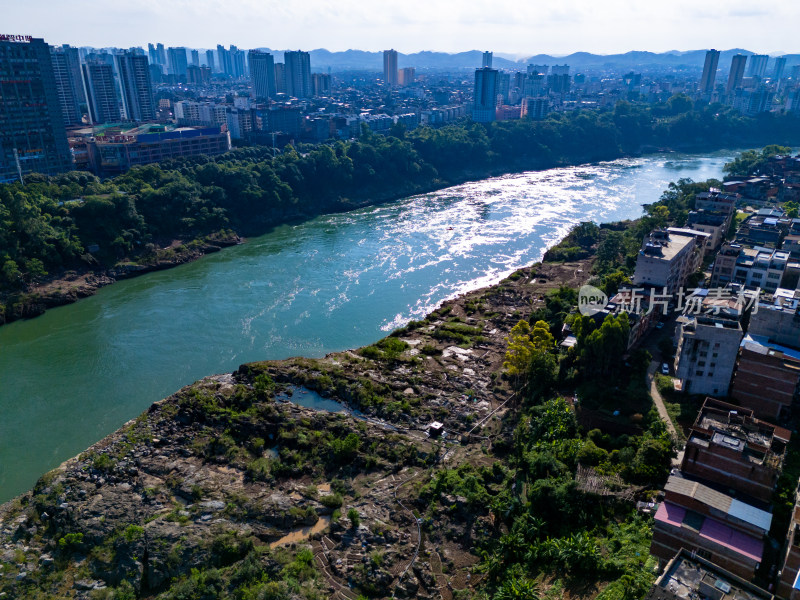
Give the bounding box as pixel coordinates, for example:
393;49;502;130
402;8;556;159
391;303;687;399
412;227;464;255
0;257;592;599
0;231;241;326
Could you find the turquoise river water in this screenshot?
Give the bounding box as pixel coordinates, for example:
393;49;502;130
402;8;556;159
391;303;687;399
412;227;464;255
0;151;736;502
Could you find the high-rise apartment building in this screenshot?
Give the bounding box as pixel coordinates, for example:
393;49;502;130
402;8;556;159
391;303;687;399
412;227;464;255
747;54;769;79
205;49;215;73
398;67;415;86
311;72;330;96
773;56;787;81
249;50;276;100
284;50;311;98
217;45;232;77
82;60;122;124
50;44;86;126
190;49;199;67
274;63;286;94
115;51;155;121
726;54;747;94
167;47;188;77
383;49;398;86
0;36;72;182
156;43;166;67
699;49;720;95
482;51;492;68
472;67;498;122
147;43;158;66
230;46;246;78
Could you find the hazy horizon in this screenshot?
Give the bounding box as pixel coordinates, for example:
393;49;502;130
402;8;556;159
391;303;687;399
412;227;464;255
5;1;798;55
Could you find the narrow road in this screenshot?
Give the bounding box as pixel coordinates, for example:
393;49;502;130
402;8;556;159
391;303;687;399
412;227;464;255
646;360;685;467
647;361;677;438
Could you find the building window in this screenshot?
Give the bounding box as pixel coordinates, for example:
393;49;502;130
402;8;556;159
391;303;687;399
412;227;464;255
707;372;714;377
696;370;704;376
698;361;706;367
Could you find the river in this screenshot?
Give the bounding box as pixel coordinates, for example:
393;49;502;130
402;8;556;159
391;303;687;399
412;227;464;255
0;150;736;502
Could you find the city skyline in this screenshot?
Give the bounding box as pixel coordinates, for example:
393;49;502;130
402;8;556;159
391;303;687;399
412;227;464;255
5;1;800;55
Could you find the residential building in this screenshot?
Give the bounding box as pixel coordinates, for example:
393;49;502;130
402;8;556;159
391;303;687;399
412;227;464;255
777;479;800;599
711;242;743;287
249;50;276;100
645;549;774;600
50;45;86;126
86;124;231;176
774;56;787;81
398;67;415;86
632;229;698;294
383;49;398;86
674;316;743;397
695;189;738;216
651;474;771;579
729;248;796;293
733;86;775;116
190;49;199;67
0;36;72;182
687;209;730;251
311;73;330;96
727;54;747;95
749;294;800;350
82;61;121;124
731;334;800;422
167;47;188;77
115;51;155;122
680;398;789;503
700;49;720;95
521;97;550;119
205;49;215;73
482;51;492;68
747;54;769;79
284;50;311;98
472;67;498;123
274;63;286;94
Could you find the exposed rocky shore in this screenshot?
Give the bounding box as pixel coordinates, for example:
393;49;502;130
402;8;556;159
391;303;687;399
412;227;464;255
0;258;590;599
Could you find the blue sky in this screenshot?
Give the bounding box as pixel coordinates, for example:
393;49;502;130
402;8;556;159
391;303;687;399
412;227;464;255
3;0;797;55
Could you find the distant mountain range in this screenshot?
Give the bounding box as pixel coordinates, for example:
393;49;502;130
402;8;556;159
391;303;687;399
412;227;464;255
254;48;800;72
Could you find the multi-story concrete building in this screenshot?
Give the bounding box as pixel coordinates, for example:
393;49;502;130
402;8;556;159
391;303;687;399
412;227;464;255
711;242;743;287
726;54;748;95
50;44;86;127
778;479;800;598
732;248;796;292
0;35;72;182
167;47;188;77
632;229;699;294
82;60;121;124
115;51;155;122
651;474;771;579
674;316;743;397
398;67;415;86
472;67;498;123
747;54;769;79
284;50;311;98
749;294;800;349
383;49;398;86
731;334;800;422
680;398;789;504
249;50;276;100
86;124;231;176
646;549;774;600
686;209;730;251
699;49;720;95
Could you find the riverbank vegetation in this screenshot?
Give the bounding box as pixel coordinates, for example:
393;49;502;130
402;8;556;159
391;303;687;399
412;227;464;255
3;102;800;323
